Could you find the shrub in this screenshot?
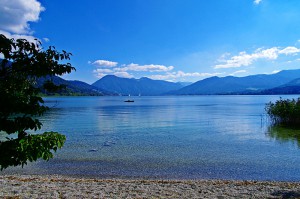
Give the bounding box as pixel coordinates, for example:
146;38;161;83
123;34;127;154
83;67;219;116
265;97;300;126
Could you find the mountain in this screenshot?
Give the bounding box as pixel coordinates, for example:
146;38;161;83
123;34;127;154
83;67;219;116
170;69;300;95
258;78;300;95
281;78;300;87
92;75;184;95
37;76;115;96
177;82;193;87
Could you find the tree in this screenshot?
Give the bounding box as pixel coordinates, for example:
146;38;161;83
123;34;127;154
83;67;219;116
0;34;75;170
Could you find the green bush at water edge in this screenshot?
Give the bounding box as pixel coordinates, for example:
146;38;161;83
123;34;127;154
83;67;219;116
266;97;300;126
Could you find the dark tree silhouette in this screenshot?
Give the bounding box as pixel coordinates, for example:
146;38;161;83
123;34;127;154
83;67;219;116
0;34;75;170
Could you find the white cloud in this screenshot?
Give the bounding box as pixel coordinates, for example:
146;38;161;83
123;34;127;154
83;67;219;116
91;60;175;79
279;46;300;55
91;60;118;67
115;63;174;72
148;71;222;81
113;72;133;78
43;37;50;42
94;73;106;79
271;70;280;74
91;59;221;81
214;46;300;69
93;68;113;73
93;68;114;78
0;0;45;34
230;70;247;76
93;68;133;79
254;0;262;5
256;47;279;59
217;52;231;62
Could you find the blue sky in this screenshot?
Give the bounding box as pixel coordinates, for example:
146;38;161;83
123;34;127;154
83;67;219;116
1;0;300;84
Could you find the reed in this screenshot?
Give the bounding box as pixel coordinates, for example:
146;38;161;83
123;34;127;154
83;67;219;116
266;97;300;126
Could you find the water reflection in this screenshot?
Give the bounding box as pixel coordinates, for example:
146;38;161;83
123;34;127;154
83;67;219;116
268;125;300;147
3;96;300;181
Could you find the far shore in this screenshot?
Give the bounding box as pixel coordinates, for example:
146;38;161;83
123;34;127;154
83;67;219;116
1;174;300;198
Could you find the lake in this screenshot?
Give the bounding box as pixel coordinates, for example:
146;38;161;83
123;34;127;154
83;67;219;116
2;95;300;181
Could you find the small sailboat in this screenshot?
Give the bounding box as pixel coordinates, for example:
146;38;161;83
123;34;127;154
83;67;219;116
124;100;134;102
124;94;134;102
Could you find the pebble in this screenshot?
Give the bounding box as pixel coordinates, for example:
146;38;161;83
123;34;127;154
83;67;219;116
88;149;98;152
1;175;300;198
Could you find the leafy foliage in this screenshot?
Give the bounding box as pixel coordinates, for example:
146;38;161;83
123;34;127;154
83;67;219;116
0;132;66;169
265;98;300;126
0;34;75;170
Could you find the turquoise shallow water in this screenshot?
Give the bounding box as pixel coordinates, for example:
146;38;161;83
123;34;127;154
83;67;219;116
2;95;300;181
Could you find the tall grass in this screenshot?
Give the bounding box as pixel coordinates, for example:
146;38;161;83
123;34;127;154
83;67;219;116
266;97;300;126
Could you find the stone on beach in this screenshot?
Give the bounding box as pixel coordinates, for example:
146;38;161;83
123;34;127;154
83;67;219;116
1;175;300;198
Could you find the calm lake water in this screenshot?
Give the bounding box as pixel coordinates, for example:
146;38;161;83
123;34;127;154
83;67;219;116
2;95;300;181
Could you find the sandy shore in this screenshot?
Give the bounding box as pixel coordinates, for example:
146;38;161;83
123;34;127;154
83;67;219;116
1;175;300;198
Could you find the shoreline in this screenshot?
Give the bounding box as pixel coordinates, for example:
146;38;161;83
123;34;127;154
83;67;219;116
1;174;300;198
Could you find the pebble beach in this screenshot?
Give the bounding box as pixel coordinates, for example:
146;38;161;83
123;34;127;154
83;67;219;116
1;175;300;198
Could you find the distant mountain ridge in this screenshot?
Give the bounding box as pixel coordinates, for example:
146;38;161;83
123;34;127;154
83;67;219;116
92;75;184;95
258;77;300;95
37;76;114;96
170;69;300;95
35;69;300;96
